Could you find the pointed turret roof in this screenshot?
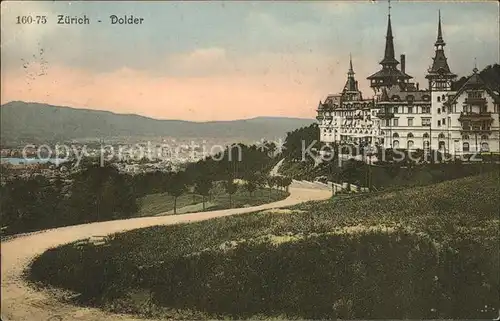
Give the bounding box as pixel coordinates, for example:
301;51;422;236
367;8;412;85
380;14;399;66
349;53;354;73
435;10;445;47
426;11;455;78
343;54;358;92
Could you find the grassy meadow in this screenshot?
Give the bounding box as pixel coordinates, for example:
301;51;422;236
27;171;499;319
137;187;289;216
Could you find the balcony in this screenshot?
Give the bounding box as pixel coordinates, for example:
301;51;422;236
376;111;395;119
460;126;492;134
458;111;492;122
465;97;487;105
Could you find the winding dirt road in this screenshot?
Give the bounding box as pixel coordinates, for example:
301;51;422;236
1;183;331;321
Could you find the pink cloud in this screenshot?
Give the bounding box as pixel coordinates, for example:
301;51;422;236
1;63;337;121
2;46;379;121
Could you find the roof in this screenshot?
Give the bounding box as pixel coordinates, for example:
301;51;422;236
446;69;500;106
380;15;399;66
426;50;455;76
378;86;431;103
435;10;446;47
367;67;413;80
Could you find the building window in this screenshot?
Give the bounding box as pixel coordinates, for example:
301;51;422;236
462;134;469;140
442;118;446;125
386;119;390;126
394;107;399;114
481;142;489;152
442;106;446;112
463;142;470;152
393;118;398;126
438;133;446;139
407;132;414;138
437;96;441;102
481;135;489;140
437;120;441;126
408;107;413;114
422;118;431;126
393;140;399;148
407;140;414;149
408;118;413;126
393;133;399;138
423;133;430;139
438;108;441;114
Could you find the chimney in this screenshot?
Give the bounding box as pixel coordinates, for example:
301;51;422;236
400;54;406;73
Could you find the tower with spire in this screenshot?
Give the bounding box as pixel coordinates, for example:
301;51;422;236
367;2;412;93
425;10;456;91
341;54;362;101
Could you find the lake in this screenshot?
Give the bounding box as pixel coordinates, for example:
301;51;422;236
1;158;69;165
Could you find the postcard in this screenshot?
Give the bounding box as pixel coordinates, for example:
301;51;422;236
1;1;499;320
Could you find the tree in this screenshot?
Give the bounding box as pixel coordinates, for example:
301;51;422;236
281;176;293;192
194;175;213;211
165;172;187;214
223;174;238;208
244;180;257;197
266;175;277;200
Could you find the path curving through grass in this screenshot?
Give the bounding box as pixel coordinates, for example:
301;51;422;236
1;182;331;321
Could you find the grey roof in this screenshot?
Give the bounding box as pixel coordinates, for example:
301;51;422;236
446;69;500;105
367;67;413;80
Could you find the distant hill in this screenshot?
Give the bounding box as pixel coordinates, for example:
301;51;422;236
0;101;314;145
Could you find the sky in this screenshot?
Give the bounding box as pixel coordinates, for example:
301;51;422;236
1;1;499;121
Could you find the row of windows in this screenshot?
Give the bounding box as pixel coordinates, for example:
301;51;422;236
463;142;490;152
436;94;447;102
390;95;431;102
392;141;490;152
437;106;446;113
392;106;431;114
389;133;490;140
385;118;432;127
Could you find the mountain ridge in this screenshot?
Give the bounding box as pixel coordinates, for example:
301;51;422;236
0;101;314;145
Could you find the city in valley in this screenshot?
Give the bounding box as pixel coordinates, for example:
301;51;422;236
1;1;499;321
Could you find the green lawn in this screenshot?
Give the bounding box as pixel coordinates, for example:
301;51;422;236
137;187;289;217
28;171;499;320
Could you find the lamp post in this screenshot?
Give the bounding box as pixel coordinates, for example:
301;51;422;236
427;123;433;164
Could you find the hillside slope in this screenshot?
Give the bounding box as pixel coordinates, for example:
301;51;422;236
28;172;499;320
